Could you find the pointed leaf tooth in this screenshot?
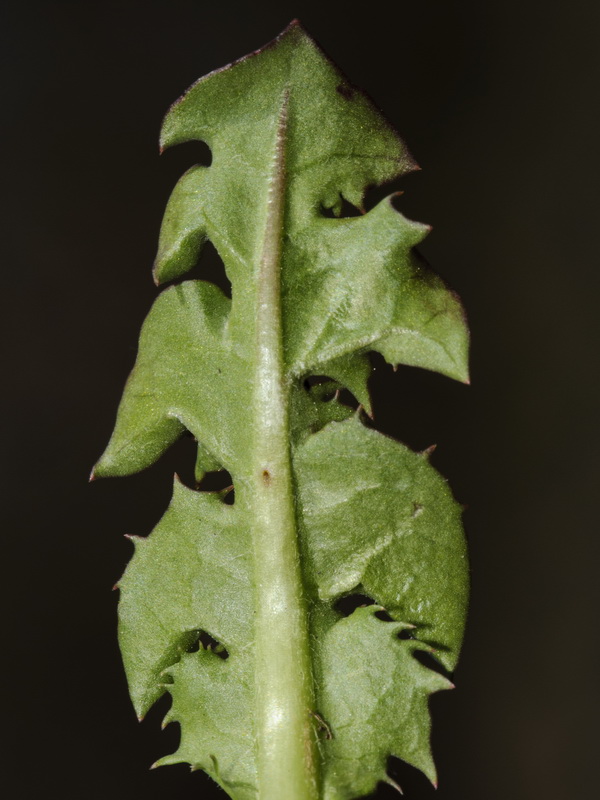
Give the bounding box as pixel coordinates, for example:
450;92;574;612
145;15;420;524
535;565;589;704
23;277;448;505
161;711;176;730
394;620;417;634
217;485;234;501
151;751;185;769
384;775;404;794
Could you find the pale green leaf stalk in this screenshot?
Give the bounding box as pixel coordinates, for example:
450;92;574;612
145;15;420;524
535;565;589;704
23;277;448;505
94;21;469;800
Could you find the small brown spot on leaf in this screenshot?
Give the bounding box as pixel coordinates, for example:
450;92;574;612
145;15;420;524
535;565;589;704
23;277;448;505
412;503;424;518
262;469;271;485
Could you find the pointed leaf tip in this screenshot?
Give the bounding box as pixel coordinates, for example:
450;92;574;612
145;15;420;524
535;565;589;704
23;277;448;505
278;18;316;44
284;18;302;32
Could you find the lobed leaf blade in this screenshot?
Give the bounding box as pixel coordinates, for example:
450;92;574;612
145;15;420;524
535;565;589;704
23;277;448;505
318;607;452;798
98;20;470;800
296;416;468;671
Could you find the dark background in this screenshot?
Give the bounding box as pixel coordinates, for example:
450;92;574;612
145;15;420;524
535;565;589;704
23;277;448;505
3;1;599;798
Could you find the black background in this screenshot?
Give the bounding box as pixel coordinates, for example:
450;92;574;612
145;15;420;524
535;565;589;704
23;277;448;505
4;1;599;798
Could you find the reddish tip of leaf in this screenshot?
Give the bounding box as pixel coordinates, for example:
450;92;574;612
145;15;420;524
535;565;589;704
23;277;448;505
111;582;120;591
137;713;145;723
422;444;437;456
88;467;97;482
282;19;309;39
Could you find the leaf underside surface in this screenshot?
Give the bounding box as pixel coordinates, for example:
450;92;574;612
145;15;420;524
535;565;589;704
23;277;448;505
95;21;469;800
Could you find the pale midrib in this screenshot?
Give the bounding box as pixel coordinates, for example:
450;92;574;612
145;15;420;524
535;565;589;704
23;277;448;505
249;90;319;800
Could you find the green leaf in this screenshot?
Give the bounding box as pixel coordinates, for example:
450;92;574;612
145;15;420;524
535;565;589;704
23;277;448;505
96;21;469;800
